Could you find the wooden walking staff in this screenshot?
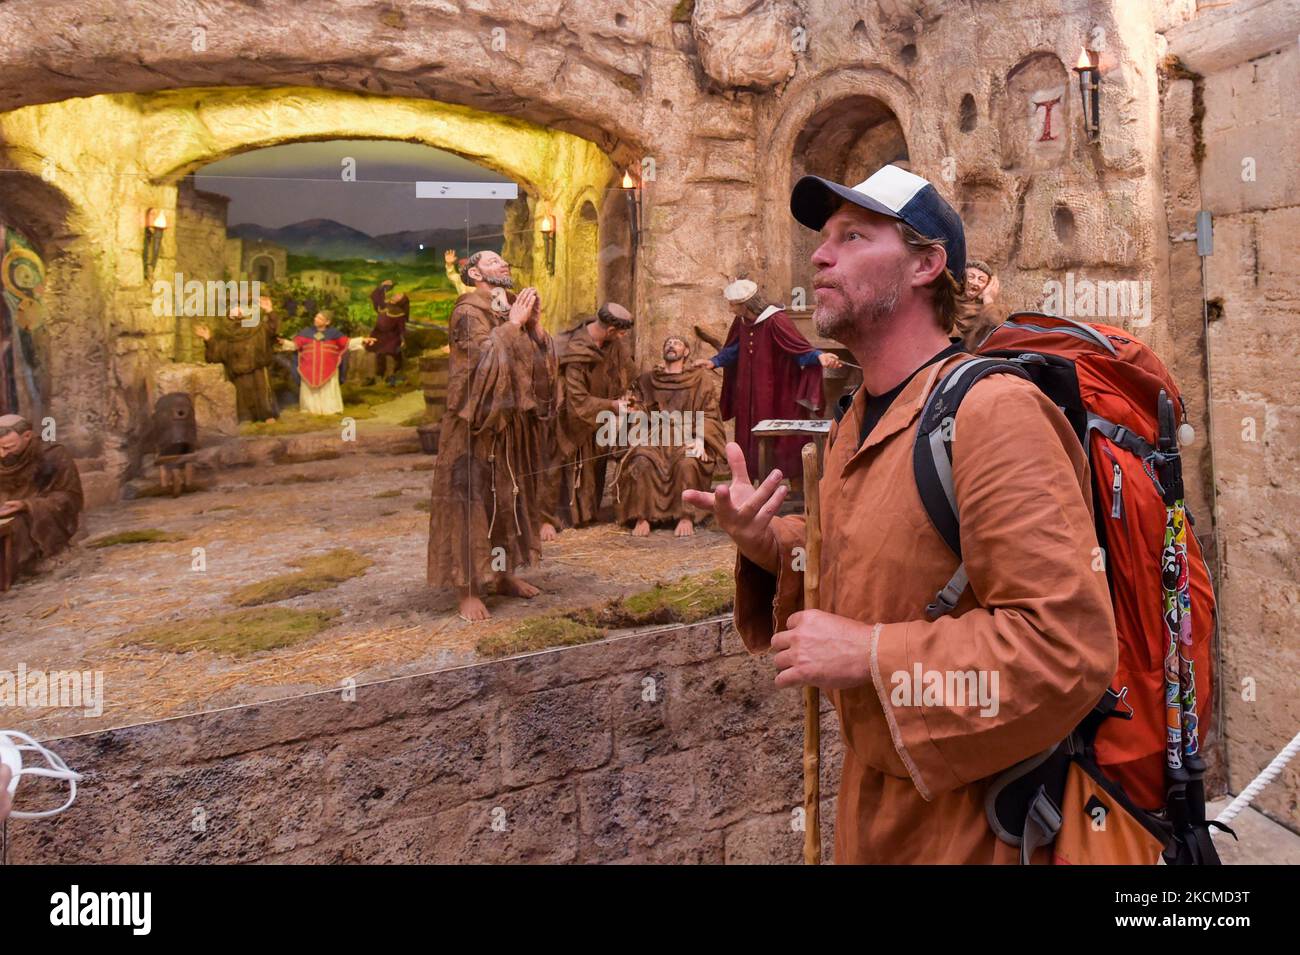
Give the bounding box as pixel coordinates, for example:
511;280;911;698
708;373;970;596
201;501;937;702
752;418;832;864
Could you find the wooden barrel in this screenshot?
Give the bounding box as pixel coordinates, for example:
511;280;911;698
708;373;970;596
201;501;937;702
419;353;449;424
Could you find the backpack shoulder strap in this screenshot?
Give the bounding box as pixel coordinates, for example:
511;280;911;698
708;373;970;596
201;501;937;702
914;358;1031;617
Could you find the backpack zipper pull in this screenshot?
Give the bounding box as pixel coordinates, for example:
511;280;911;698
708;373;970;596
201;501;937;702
1111;463;1124;519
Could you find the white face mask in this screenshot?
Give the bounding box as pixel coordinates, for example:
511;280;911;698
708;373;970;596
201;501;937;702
1;730;83;819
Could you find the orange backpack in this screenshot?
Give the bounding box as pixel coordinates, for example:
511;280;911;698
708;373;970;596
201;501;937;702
912;312;1222;864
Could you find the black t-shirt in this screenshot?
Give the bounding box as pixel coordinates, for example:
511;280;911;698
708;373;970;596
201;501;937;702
858;341;966;449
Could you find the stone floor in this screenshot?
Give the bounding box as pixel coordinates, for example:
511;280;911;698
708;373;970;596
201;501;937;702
1;427;734;740
1207;797;1300;865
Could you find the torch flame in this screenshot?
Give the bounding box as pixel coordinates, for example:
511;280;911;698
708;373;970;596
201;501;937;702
1076;48;1096;70
539;214;555;234
621;170;636;189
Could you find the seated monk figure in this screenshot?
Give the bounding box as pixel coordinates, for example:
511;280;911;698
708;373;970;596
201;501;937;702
0;414;84;579
615;335;725;537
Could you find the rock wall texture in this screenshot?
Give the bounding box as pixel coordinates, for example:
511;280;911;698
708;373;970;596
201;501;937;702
5;620;843;864
0;0;1293;832
1165;0;1300;826
0;0;1209;509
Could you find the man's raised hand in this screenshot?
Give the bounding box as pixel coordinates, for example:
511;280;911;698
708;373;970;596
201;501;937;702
682;442;786;572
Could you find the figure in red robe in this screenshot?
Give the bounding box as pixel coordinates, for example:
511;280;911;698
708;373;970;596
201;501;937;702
694;279;841;480
290;311;354;415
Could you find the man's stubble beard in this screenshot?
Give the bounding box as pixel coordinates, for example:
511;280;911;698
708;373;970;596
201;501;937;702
482;273;514;289
813;267;905;343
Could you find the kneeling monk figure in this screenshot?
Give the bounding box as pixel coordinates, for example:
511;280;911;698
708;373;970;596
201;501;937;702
0;414;84;580
616;335;725;538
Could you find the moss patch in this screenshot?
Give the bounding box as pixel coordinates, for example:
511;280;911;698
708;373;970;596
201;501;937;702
585;569;733;628
399;410;428;427
371;489;402;498
122;607;340;655
238;407;377;437
476;614;607;658
414;499;431;512
87;529;188;549
475;570;733;660
228;548;374;607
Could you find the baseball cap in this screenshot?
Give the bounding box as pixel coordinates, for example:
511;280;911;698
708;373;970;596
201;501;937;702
790;164;966;281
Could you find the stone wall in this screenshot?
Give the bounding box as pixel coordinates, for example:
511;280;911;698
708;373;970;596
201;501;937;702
173;178;231;362
6;619;843;864
1165;0;1300;826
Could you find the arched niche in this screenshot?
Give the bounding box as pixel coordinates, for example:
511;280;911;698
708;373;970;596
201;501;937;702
0;172;106;458
789;95;909;293
998;52;1070;171
566;198;600;322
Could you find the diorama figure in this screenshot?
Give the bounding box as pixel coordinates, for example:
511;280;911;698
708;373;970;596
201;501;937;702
695;279;841;483
365;280;410;386
955;259;1002;350
616;335;725;538
0;413;83;580
290;310;359;415
444;249;471;296
426;251;558;622
555;303;635;527
194;300;279;423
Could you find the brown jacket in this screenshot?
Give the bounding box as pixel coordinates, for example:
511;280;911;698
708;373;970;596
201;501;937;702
734;354;1116;864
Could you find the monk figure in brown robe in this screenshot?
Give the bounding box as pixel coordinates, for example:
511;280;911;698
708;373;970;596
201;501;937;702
954;259;1003;350
555;304;635;527
195;300;279;422
0;414;83;579
616;335;725;537
426;251;557;622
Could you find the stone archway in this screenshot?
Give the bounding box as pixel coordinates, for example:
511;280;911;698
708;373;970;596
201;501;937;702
753;69;924;322
0;86;629;488
788;95;910;296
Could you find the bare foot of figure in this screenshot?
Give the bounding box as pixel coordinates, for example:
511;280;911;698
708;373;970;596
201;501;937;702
632;519;651;537
496;573;541;598
674;517;695;537
458;594;491;621
540;522;558;542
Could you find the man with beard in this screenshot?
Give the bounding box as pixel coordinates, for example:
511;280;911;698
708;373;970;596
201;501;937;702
685;164;1114;863
194;299;279;422
616;335;725;537
0;413;83;581
555;303;635;527
693;281;841;486
954;259;1003;350
426;250;557;622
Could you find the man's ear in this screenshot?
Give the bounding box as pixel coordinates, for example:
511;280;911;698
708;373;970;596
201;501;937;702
912;245;948;288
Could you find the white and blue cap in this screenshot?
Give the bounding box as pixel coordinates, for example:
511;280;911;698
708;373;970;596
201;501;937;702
790;164;966;283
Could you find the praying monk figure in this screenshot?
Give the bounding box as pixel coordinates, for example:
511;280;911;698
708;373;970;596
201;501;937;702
194;300;279;422
616;335;725;538
555;304;635;527
693;279;841;483
427;251;558;622
0;414;83;579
